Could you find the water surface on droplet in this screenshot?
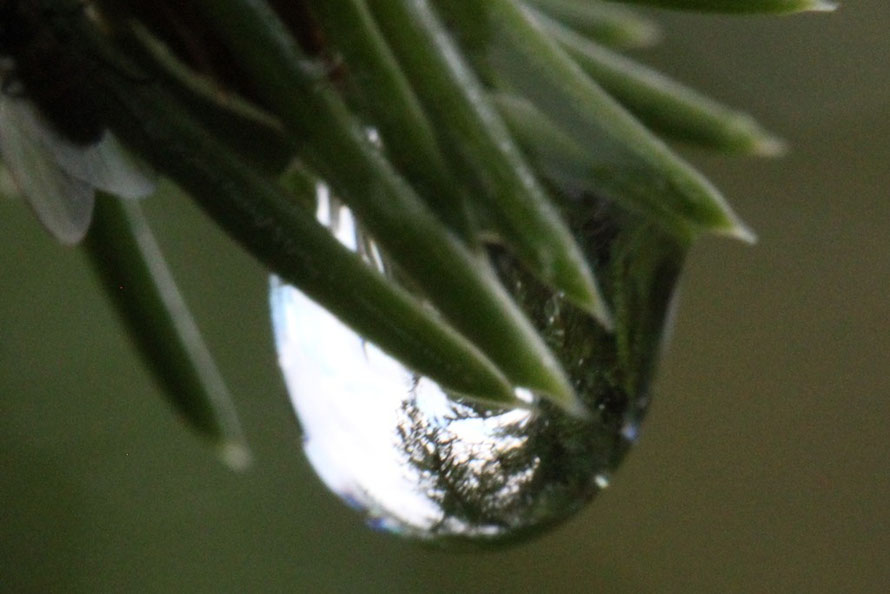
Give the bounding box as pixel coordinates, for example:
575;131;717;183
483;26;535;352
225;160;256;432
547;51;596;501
270;188;686;545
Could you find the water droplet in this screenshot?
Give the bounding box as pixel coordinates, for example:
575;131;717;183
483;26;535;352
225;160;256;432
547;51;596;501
620;421;640;443
270;190;686;545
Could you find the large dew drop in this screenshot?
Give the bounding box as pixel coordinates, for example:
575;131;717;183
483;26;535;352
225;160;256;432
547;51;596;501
270;186;687;545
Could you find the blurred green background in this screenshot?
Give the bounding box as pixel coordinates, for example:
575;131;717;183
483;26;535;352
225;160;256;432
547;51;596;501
2;2;888;592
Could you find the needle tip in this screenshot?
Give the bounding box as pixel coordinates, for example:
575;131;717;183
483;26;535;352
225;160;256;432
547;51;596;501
219;441;253;471
809;1;839;12
724;221;758;245
752;136;788;158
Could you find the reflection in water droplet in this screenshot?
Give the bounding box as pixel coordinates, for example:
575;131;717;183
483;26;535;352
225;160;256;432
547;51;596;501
270;189;686;545
620;421;641;443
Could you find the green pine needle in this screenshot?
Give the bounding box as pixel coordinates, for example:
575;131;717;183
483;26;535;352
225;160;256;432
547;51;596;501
84;195;252;470
611;0;837;14
434;0;755;241
531;7;786;154
526;0;661;48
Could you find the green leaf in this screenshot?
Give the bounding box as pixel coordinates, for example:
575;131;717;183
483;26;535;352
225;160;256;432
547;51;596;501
608;0;837;14
147;121;521;407
435;0;755;242
93;89;525;409
367;0;612;326
307;0;475;240
179;0;589;412
84;195;252;470
532;8;785;154
494;92;692;233
524;0;661;48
